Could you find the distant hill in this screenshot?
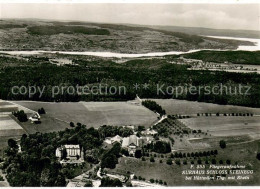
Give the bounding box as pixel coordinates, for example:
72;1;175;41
0;19;256;53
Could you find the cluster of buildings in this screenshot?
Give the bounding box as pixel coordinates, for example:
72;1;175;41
104;132;155;156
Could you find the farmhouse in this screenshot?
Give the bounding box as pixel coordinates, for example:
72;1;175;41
29;112;41;123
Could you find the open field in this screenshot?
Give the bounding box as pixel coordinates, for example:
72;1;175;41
11;101;157;134
0;115;25;158
0;100;18;112
0;115;26;137
152;99;260;115
113;140;260;186
180;116;260;138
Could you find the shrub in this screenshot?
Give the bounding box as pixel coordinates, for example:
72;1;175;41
38;107;46;114
100;177;122;187
135;149;142;158
219;140;226;149
13;110;28;122
175;159;181;165
84;180;93;187
166;158;172;165
226;159;231;165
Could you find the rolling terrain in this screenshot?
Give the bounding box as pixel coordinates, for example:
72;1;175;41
0;19;255;53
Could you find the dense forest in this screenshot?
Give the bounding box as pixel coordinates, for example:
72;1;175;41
27;26;110;35
0;55;260;107
181;50;260;65
2;122;137;186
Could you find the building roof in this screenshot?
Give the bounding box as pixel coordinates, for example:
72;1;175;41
122;137;129;148
111;135;122;142
122;135;139;147
129;135;138;146
64;144;80;149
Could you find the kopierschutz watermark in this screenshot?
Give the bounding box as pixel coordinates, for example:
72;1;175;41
156;83;251;97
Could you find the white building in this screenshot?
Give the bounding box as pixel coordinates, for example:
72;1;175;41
56;144;82;160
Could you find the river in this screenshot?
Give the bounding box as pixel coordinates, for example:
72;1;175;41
0;36;259;58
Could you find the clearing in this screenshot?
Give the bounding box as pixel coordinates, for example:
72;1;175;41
180;116;260;138
152;99;260;115
10;101;158;134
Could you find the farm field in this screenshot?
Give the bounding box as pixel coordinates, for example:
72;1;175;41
0;115;26;137
151;99;260;115
10;101;158;134
180;116;260;138
0;100;18;112
113;140;260;186
0;115;25;158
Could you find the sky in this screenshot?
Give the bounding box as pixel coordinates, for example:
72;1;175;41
0;3;259;31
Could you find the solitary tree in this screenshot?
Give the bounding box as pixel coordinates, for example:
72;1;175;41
70;122;75;127
219;140;226;149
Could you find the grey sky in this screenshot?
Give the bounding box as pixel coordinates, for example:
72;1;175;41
0;3;259;31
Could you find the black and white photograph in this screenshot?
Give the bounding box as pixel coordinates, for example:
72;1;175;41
0;0;259;187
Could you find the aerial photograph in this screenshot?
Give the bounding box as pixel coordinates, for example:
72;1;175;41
0;0;259;187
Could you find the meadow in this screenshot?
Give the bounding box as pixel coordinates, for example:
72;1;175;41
152;99;260;115
11;101;158;134
180;116;260;138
